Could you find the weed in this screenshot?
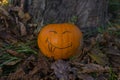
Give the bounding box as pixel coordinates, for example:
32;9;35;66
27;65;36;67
108;67;117;80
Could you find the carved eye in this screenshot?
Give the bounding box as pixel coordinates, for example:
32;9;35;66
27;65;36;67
49;31;57;34
62;31;71;34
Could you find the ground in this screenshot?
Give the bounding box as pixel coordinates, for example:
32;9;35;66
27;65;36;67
0;0;120;80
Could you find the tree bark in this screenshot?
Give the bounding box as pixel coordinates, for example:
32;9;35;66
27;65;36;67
13;0;109;32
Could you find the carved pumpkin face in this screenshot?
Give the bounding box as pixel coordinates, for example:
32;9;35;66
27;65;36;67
38;23;82;60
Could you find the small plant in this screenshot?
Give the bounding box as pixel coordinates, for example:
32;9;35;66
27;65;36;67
0;41;37;67
108;67;117;80
69;15;78;24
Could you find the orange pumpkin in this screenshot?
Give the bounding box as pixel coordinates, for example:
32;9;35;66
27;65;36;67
37;23;82;60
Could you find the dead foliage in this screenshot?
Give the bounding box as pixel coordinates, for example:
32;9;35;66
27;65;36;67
0;3;120;80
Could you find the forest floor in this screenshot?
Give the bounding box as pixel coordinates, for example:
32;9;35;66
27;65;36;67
0;1;120;80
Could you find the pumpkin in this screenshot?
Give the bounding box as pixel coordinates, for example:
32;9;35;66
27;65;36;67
37;23;82;60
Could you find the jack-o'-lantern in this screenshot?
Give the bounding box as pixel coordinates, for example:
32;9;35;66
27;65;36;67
37;23;82;60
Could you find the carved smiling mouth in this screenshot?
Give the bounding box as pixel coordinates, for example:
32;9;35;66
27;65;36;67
46;38;72;52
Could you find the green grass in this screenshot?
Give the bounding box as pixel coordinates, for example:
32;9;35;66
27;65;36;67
108;67;117;80
0;41;38;76
0;41;38;67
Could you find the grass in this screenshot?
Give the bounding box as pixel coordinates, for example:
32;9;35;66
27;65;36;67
0;41;38;67
108;67;117;80
0;40;38;76
0;0;120;78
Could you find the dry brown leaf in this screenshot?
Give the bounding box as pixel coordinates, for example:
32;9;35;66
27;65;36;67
103;32;112;41
96;34;104;42
51;60;76;80
7;55;50;80
18;10;24;19
0;31;18;44
8;68;25;80
73;62;120;75
19;22;27;36
115;38;120;49
78;74;94;80
88;48;109;66
115;25;120;29
28;56;49;76
108;25;120;31
96;32;112;46
20;0;25;9
6;49;25;58
5;59;21;66
0;6;10;18
22;13;31;22
105;47;120;67
95;74;108;80
79;63;110;74
9;6;21;12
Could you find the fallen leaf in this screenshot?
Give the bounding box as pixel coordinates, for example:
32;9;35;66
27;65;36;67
8;68;25;80
6;49;25;58
104;47;120;67
78;74;94;80
96;34;104;43
103;32;112;41
22;13;31;22
96;33;111;46
115;25;120;29
88;48;109;66
114;38;120;50
28;55;49;77
95;74;108;80
18;9;24;19
7;54;50;80
79;63;110;74
0;31;18;44
19;22;27;36
5;59;21;66
51;60;76;80
0;6;12;19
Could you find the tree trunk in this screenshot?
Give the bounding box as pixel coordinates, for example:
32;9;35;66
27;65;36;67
14;0;109;32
